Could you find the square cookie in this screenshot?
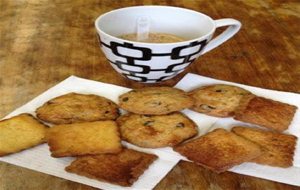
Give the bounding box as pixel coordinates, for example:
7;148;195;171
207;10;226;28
0;113;48;156
174;128;262;173
65;148;158;186
46;120;122;157
234;95;297;131
232;126;297;167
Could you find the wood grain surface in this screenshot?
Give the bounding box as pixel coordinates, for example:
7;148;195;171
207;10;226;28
0;0;299;189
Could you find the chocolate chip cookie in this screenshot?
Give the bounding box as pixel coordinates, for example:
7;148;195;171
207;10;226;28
117;112;198;148
36;93;119;124
188;84;251;117
119;87;193;115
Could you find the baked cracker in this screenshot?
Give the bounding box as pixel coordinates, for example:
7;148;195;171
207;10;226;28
46;120;122;157
232;126;297;167
65;148;157;186
234;95;297;131
0;113;48;156
174;128;262;173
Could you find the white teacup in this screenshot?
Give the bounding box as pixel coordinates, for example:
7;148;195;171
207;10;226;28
95;6;241;83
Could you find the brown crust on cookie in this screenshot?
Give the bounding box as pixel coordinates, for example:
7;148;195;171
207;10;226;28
234;95;297;131
174;128;262;173
188;84;251;117
232;126;297;167
65;148;157;186
0;113;48;156
36;93;119;124
118;87;193;115
117;112;198;148
46;120;122;157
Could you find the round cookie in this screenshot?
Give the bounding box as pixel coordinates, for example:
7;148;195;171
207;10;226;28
36;93;119;124
188;84;251;117
118;87;193;115
117;112;198;148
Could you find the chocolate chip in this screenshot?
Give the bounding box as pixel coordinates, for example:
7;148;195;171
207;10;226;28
200;104;216;110
47;101;55;105
143;121;154;126
105;111;110;114
176;122;185;128
215;89;226;92
271;138;279;142
122;97;129;102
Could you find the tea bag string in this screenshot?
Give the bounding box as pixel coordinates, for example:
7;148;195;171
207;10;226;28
137;17;150;42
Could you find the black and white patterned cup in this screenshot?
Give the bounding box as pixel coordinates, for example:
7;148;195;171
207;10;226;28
95;6;241;83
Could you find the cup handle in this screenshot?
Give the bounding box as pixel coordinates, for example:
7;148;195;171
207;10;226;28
201;18;241;55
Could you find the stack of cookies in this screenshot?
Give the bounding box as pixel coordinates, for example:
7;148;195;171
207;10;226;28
0;84;298;186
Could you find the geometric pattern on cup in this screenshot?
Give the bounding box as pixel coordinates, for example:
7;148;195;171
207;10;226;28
171;40;207;61
98;34;207;83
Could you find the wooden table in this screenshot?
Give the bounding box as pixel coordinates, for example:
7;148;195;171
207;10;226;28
0;0;299;189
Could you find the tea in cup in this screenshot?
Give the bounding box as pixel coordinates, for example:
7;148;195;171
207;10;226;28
95;6;241;83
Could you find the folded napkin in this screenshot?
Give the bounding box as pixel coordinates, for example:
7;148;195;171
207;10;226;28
1;73;299;189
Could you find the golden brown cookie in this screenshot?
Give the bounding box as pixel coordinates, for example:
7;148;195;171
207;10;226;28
117;112;198;148
188;84;251;117
0;113;48;156
234;95;297;131
174;128;262;173
232;126;297;168
65;148;158;186
118;87;193;115
46;121;122;157
36;93;119;124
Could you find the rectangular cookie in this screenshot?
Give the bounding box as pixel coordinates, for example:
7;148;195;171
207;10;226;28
65;148;158;186
46;120;122;157
234;95;297;131
174;128;262;173
0;113;48;156
232;126;297;167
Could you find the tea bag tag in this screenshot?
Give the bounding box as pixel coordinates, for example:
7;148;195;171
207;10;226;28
137;17;150;42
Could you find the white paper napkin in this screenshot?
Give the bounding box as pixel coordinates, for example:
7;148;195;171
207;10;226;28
0;76;181;190
1;73;300;188
174;73;300;187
